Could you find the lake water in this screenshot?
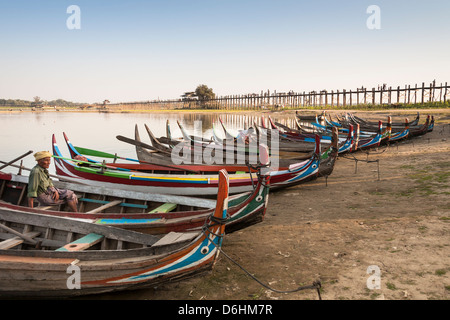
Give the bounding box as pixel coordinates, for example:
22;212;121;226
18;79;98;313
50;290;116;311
0;111;296;176
0;110;299;300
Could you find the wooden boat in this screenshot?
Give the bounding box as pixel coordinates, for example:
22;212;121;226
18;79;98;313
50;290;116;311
135;124;326;166
325;121;384;151
65;120;339;182
53;133;322;195
317;129;339;177
355;122;384;150
265;116;357;152
310;116;378;138
218;116;333;153
0;169;230;298
215;121;340;179
246;122;340;177
385;117;410;142
302;114;420;151
76;121;338;176
295;110;327;122
157;119;322;157
139;123;276;165
408;115;433;137
339;115;432;139
336;112;434;135
294;113;380;140
324;114;412;144
338;112;420;130
0;167;270;235
64;131;320;181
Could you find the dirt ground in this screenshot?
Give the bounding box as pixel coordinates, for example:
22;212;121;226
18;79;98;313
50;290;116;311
93;109;450;301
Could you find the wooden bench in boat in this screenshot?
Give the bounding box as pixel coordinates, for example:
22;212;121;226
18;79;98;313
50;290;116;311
37;197;178;215
38;204;61;210
79;198;148;213
86;200;123;214
148;203;177;214
56;233;104;252
151;231;198;248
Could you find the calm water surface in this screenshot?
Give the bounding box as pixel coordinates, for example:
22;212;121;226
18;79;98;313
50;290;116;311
0;111;258;175
0;110;293;300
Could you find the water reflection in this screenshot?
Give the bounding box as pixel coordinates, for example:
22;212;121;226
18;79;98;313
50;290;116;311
0;111;300;176
0;110;306;300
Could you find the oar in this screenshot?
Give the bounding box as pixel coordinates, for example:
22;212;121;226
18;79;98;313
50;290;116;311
111;136;205;173
0;150;33;171
118;133;259;161
116;135;173;155
72;146;118;159
218;117;237;140
52;155;134;172
73;145;201;174
117;135;205;167
0;160;91;185
0;223;38;245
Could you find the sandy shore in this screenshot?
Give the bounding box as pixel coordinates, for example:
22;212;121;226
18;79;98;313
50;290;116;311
72;108;448;301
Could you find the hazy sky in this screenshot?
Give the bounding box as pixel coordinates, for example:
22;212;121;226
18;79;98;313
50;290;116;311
0;0;449;103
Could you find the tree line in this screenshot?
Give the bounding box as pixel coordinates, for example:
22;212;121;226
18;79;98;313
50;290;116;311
1;85;216;108
0;98;86;107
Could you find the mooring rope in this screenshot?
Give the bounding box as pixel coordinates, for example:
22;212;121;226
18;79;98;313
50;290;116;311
215;244;322;299
202;220;322;300
339;151;382;180
199;161;324;299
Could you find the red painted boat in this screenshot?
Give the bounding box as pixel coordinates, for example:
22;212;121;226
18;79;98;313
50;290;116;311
0;167;270;235
52;133;322;196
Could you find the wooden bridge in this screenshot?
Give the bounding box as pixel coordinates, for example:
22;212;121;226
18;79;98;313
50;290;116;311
107;81;449;111
5;81;446;111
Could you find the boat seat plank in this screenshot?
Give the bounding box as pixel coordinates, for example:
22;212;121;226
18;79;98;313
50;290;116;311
149;203;177;214
0;231;41;250
86;200;123;214
152;231;197;247
56;233;104;252
38;205;60;210
80;198;148;210
119;202;148;209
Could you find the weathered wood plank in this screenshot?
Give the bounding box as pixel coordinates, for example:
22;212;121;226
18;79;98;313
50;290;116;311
86;200;122;214
0;209;161;246
8;174;216;209
152;231;197;247
0;223;38;244
149;203;177;214
56;233;104;252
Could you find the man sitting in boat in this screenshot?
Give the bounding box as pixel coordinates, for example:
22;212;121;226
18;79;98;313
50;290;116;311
27;151;78;212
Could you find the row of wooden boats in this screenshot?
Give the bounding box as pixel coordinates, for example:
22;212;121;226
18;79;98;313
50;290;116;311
0;111;434;298
53;126;339;195
289;110;434;152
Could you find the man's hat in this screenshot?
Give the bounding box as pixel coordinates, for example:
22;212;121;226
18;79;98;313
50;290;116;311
34;151;52;161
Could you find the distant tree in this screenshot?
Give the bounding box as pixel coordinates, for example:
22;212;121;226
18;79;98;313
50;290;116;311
195;85;215;100
31;96;43;107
